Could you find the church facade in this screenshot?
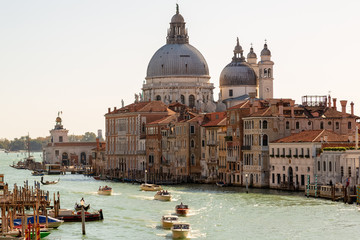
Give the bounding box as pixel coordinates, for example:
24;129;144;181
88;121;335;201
142;5;274;111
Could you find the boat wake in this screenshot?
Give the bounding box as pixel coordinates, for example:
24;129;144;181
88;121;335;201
129;194;154;201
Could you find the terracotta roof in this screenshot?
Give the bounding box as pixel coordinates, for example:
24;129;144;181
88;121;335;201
272;130;349;143
228;100;250;110
202;112;226;127
107;101;175;115
47;142;98;147
147;114;178;125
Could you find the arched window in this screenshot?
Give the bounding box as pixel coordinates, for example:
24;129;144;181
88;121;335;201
320;122;324;129
348;122;352;129
263;120;268;129
323;161;326;171
268;68;271;77
156;95;161;101
262;134;268;146
286;121;290;130
259;120;262;129
180;95;185;104
191;140;195;148
264;69;268;78
318;161;320;171
142;123;146;133
329;161;332;172
336;122;339;129
189;95;195;108
296;121;300;129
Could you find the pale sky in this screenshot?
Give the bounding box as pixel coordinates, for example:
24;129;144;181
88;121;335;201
1;0;359;139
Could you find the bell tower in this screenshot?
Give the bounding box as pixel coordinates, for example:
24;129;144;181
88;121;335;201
258;41;274;99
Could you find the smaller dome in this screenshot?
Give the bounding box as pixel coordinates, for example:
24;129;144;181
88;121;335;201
171;4;184;23
220;62;257;86
56;117;62;123
247;47;257;59
261;43;271;56
171;13;184;23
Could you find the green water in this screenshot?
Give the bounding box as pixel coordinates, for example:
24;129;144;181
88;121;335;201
1;152;360;240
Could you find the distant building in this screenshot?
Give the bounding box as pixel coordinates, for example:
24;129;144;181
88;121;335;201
269;130;349;191
43;115;102;166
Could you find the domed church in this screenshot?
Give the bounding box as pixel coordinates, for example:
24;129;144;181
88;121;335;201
142;4;216;112
220;39;274;108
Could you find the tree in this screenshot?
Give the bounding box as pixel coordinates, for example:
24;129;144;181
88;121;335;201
81;132;97;142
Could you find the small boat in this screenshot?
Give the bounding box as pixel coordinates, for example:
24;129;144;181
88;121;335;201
216;181;230;187
154;190;172;201
74;203;91;212
13;215;64;229
161;215;178;229
175;203;189;216
171;223;190;239
32;171;44;176
40;176;59;185
55;209;104;222
140;183;162;191
98;186;112;195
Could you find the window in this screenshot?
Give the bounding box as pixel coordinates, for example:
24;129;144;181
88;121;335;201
307;167;310;172
286;121;290;129
318;161;320;171
190;125;195;134
189;95;195;108
191;140;195;148
191;154;195;166
320;122;324;129
202;140;205;147
295;166;298;171
263;120;268;129
156;95;161;101
283;166;285;171
180;95;185;104
301;175;305;186
59;136;63;142
277;174;281;184
348;122;352;129
296;122;300;129
229;89;233;97
336;122;339;129
283;174;286;182
323;161;326;171
329;161;332;172
348;167;352;177
341;166;344;177
262;134;268;146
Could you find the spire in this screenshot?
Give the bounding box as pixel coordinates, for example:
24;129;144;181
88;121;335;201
176;3;179;14
232;37;245;62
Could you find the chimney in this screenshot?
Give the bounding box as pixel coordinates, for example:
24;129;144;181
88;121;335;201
278;101;284;116
328;95;332;108
340;100;347;116
254;101;259;113
108;108;111;113
96;137;99;149
290;100;295;118
333;98;337;110
350;102;354;115
114;106;117;111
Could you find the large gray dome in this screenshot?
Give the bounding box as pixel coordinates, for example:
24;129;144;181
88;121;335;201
146;43;209;79
220;62;257;86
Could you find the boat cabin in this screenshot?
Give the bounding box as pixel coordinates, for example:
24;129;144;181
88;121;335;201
172;223;190;230
45;164;62;175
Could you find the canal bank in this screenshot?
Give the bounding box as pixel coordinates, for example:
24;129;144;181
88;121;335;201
2;152;360;239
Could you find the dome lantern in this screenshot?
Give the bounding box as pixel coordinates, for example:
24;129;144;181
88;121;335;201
167;4;188;44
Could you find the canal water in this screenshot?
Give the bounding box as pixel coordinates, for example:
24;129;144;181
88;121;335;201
1;152;360;239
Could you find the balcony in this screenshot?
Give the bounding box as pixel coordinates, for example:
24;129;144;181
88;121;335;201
241;145;251;150
227;156;237;162
207;140;219;146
